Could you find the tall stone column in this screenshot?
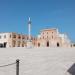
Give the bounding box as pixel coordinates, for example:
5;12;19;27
27;17;33;48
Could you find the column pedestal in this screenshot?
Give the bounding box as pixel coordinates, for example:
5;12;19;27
27;40;33;48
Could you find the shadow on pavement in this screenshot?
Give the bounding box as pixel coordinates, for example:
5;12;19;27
67;63;75;75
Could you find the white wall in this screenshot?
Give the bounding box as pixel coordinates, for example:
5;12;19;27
0;33;11;47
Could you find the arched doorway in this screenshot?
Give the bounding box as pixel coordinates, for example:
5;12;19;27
57;42;60;47
38;43;40;47
4;42;7;48
47;41;49;47
0;43;3;48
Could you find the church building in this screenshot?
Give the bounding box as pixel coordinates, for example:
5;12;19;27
35;28;71;47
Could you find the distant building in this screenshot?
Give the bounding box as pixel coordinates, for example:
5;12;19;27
0;32;26;47
36;28;71;47
70;42;75;47
0;28;72;48
0;32;36;48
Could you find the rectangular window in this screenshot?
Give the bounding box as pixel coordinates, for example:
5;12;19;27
22;36;25;39
4;35;6;38
10;35;11;38
18;35;21;39
0;36;1;39
52;35;53;39
47;32;48;34
43;32;44;35
13;35;16;38
52;32;53;34
43;36;44;39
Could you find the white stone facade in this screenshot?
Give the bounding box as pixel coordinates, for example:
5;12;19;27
36;28;71;47
0;33;11;47
0;28;72;48
0;32;27;48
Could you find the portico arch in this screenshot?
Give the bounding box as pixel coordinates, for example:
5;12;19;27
57;42;60;47
47;41;49;47
38;43;40;47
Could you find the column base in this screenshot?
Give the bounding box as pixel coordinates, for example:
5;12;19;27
27;40;33;48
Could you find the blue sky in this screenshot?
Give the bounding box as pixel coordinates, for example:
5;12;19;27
0;0;75;42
